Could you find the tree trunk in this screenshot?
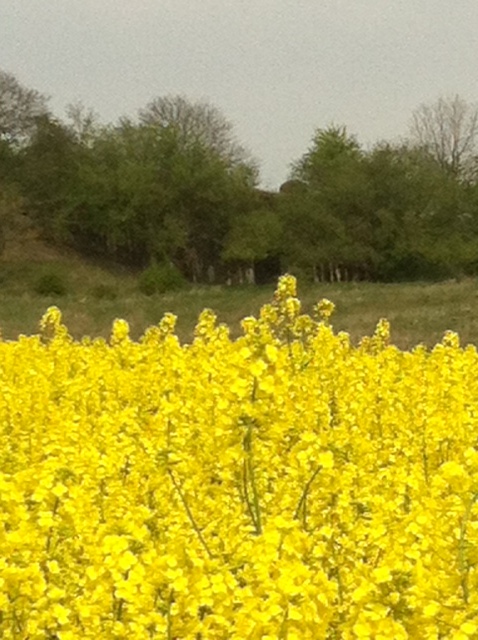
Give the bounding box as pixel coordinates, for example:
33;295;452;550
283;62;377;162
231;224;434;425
207;264;215;283
245;264;255;284
313;264;320;283
329;262;335;282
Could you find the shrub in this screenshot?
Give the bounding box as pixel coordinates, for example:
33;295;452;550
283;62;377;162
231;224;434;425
33;272;68;296
138;263;186;296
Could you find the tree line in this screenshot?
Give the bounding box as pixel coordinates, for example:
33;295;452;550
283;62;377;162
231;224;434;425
2;68;478;284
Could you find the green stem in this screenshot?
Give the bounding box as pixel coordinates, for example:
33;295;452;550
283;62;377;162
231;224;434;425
421;434;429;486
247;455;262;535
330;540;344;606
242;422;262;535
294;464;322;527
168;469;214;559
243;459;258;532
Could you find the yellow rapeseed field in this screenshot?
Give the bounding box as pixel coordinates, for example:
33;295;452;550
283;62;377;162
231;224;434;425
1;275;478;639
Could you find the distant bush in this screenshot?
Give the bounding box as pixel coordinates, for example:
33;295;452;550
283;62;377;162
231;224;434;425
138;263;186;296
90;284;118;301
33;272;68;296
286;264;313;284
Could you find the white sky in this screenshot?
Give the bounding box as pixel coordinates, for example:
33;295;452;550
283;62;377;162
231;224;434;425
2;0;478;189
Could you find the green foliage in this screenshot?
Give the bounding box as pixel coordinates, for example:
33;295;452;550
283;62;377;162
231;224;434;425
282;128;478;282
4;68;478;285
222;209;281;264
20;115;79;239
33;272;68;296
58;111;258;278
282;126;372;279
138;263;187;296
291;125;362;186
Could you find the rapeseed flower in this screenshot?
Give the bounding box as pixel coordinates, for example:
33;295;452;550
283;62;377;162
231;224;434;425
0;277;476;637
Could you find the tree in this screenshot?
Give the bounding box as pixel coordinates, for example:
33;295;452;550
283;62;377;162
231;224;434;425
20;115;79;238
363;143;447;280
285;125;478;283
65;101;100;147
0;71;49;247
409;95;478;181
362;141;478;280
222;208;281;284
156;128;257;281
278;187;347;282
0;70;49;147
138;94;257;173
137;96;259;278
291;125;363;192
286;126;374;281
63;120;169;262
60;117;257;277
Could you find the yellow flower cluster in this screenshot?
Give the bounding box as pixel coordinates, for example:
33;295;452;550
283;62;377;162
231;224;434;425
1;275;478;638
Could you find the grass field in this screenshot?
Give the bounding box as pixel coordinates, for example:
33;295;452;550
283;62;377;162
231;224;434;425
1;250;478;348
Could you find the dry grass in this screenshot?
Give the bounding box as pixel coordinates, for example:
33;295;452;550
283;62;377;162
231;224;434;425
300;279;478;349
1;230;478;348
0;269;477;349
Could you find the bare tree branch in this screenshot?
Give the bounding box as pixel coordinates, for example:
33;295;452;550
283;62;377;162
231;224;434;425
409;95;478;180
138;94;254;170
0;69;49;146
65;101;101;147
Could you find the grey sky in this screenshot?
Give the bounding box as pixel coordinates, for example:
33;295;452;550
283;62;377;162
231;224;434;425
2;0;477;189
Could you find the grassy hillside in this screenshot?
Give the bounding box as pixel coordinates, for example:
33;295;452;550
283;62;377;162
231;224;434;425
1;231;478;348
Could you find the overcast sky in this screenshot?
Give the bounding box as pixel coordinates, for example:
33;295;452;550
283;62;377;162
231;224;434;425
2;0;477;188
